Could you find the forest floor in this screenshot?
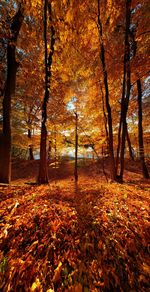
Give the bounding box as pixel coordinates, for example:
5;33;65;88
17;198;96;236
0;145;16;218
0;158;150;291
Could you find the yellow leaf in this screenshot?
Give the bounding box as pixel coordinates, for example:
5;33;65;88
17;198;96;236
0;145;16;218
30;278;41;291
53;261;63;283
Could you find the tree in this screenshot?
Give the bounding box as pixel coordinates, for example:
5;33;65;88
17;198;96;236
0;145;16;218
97;0;116;180
38;0;55;183
116;0;132;182
126;126;135;160
137;78;149;178
0;3;24;183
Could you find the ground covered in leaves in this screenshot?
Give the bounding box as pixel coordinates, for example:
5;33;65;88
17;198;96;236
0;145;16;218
0;159;150;291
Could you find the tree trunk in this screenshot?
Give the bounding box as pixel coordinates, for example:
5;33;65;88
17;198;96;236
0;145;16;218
0;54;12;183
97;0;116;180
38;0;55;183
38;123;48;183
54;128;57;169
101;84;109;150
28;128;34;160
0;5;24;184
74;112;78;181
116;57;127;171
126;127;134;160
137;79;149;178
117;0;131;182
48;140;52;161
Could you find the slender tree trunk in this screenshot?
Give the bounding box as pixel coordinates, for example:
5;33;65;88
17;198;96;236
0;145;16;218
0;5;24;183
38;0;55;183
38;0;49;183
101;84;109;150
54;128;57;169
74;112;78;181
38;123;48;183
126;127;134;160
28;128;34;160
116;0;131;182
137;79;149;178
48;140;52;161
97;0;116;180
116;57;127;171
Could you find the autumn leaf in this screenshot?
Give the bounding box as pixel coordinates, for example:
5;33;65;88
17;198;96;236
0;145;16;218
30;278;41;291
53;261;63;283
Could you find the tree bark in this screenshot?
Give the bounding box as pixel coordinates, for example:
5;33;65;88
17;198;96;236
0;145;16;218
0;5;24;183
74;112;78;181
54;127;57;168
126;127;134;160
137;79;149;178
38;0;55;183
28;128;34;160
101;84;109;150
116;54;127;171
97;0;116;180
48;140;52;161
116;0;131;182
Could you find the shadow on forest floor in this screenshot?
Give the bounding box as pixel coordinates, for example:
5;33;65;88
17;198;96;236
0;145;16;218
11;157;150;188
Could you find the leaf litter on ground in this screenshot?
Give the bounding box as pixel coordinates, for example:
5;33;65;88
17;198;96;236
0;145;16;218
0;177;150;291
